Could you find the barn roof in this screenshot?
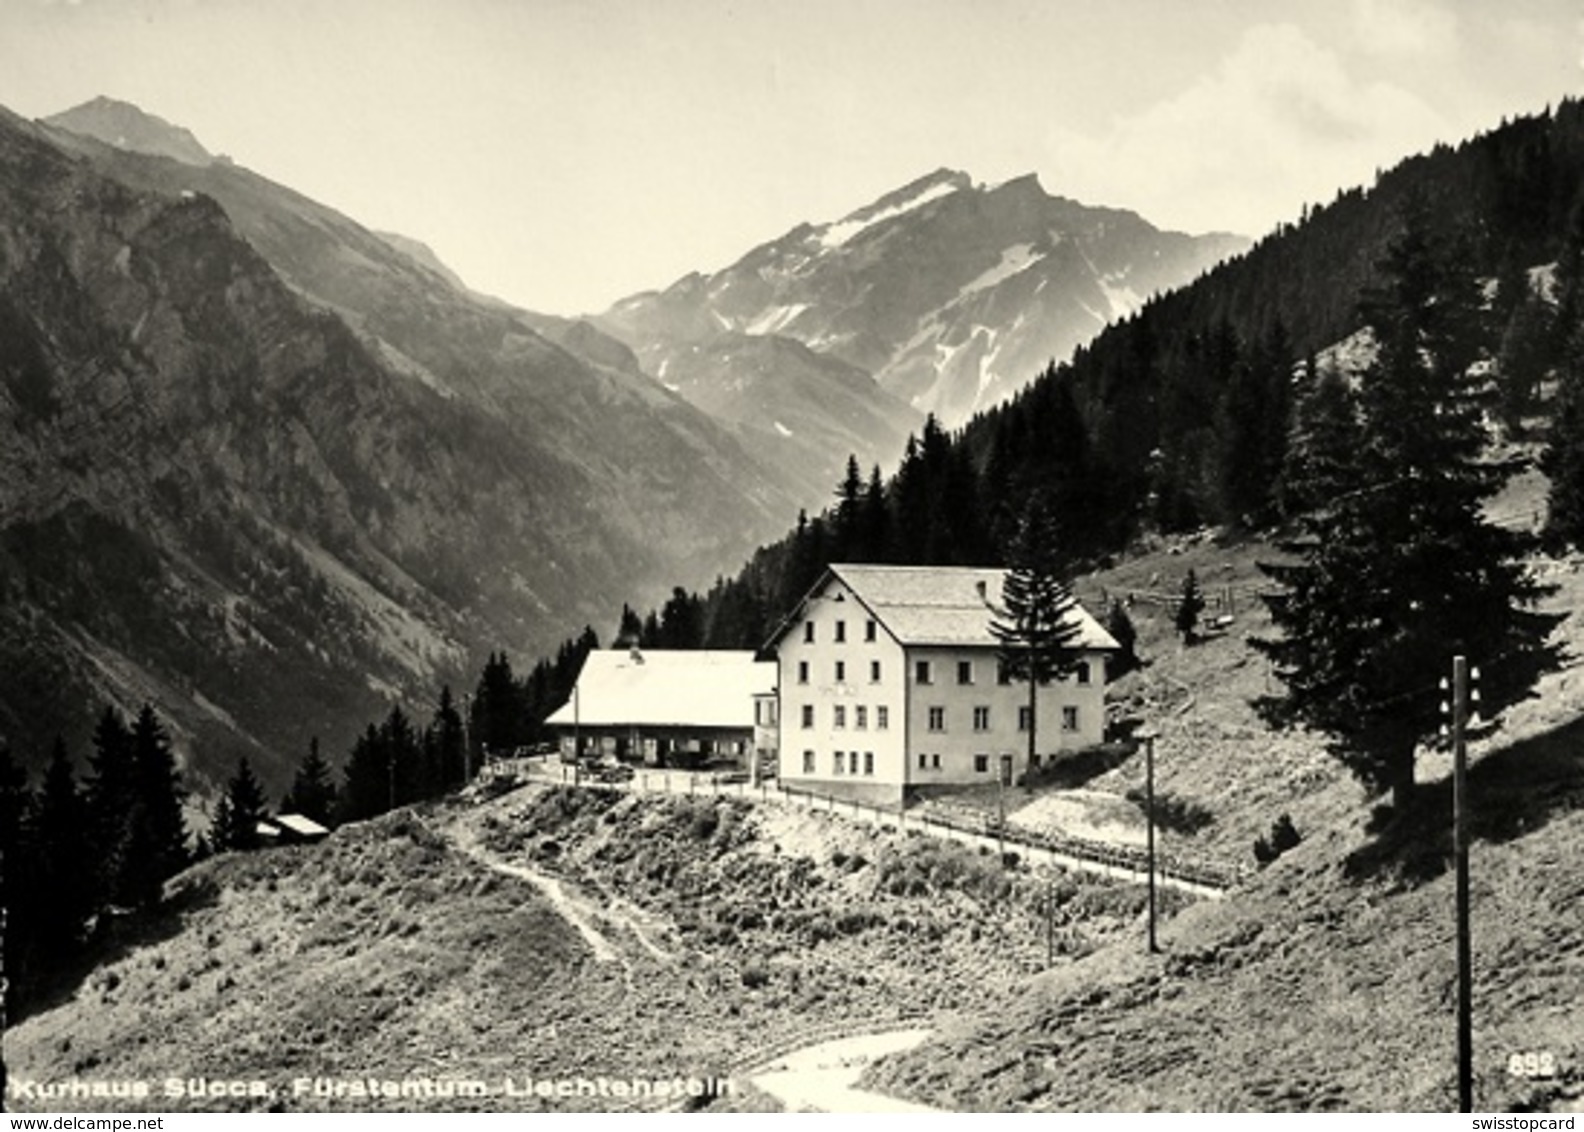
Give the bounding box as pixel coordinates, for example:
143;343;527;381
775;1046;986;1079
544;649;775;730
770;564;1119;651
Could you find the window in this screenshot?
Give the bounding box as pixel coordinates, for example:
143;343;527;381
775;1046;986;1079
1076;660;1091;685
802;750;814;774
834;750;845;775
803;622;814;643
865;619;877;642
797;660;809;685
855;706;868;730
870;660;882;683
835;620;846;643
927;706;945;732
997;661;1013;686
834;705;846;729
863;751;874;776
835;660;846;683
957;660;973;685
973;706;990;732
915;660;933;685
876;706;889;730
801;704;814;729
931;753;941;770
1062;706;1080;732
917;753;928;770
973;754;989;774
1018;706;1031;732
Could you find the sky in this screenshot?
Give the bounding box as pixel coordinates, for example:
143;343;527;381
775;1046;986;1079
1;0;1580;315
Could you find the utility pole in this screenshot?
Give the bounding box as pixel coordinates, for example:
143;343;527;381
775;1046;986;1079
1045;875;1055;968
1446;656;1475;1112
1138;726;1160;953
461;691;472;784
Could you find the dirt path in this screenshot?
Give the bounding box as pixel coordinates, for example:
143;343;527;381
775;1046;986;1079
748;1028;945;1113
444;819;623;965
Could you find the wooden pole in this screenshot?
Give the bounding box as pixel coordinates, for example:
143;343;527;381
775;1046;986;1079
1453;655;1472;1113
1145;732;1158;954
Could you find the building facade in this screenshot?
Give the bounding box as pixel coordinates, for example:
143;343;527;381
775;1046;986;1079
768;564;1116;803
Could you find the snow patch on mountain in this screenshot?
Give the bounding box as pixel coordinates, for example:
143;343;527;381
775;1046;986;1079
1099;273;1143;319
959;244;1044;298
818;179;963;250
747;303;810;336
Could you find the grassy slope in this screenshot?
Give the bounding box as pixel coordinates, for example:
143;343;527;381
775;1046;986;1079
863;489;1584;1112
7;787;1167;1113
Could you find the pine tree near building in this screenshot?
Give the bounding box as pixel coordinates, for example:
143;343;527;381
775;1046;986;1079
1256;202;1560;815
282;738;339;826
213;757;268;852
1105;599;1140;678
989;499;1085;780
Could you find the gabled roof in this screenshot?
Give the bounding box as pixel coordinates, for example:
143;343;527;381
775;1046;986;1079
768;564;1119;651
544;649;776;729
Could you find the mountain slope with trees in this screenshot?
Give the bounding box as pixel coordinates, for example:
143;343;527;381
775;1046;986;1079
0;99;804;790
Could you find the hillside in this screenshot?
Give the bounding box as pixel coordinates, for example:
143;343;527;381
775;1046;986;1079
5;785;1169;1113
868;732;1584;1111
0;99;805;791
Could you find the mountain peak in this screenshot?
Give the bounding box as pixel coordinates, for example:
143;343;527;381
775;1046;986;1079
45;96;213;166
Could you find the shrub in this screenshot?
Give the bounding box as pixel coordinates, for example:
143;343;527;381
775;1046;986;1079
1254;813;1302;865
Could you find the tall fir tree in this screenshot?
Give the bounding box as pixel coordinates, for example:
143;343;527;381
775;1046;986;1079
213;757;268;852
122;704;188;907
1256;203;1560;813
31;737;95;955
282;737;339;826
341;723;389;822
988;499;1085;779
84;705;134;909
1278;359;1362;517
430;686;467;792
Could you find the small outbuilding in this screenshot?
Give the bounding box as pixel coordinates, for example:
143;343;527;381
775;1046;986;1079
546;648;776;770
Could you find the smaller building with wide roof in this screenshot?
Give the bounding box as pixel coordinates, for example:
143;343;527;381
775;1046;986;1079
546;648;777;770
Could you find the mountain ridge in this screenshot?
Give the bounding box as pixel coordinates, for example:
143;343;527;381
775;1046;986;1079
596;168;1248;425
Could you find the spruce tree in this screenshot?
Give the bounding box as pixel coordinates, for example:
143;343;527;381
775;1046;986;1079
1256;203;1560;813
123;704;188;907
84;705;134;907
31;738;94;954
430;686;466;791
341;723;388;822
214;757;268;852
1278;360;1361;517
989;500;1085;779
1105;599;1140;678
1543;315;1584;548
282;737;338;826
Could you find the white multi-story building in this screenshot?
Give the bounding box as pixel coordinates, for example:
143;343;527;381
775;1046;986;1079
768;564;1117;803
